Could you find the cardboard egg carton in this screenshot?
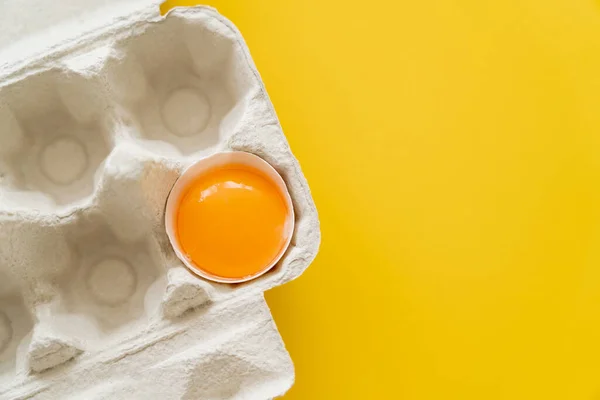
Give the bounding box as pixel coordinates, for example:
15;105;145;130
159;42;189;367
0;3;320;399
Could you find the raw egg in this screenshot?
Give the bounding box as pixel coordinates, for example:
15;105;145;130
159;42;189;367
165;152;294;283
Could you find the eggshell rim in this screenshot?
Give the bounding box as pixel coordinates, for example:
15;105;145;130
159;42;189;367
164;151;295;284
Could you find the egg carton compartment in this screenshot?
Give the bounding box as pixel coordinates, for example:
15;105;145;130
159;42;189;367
55;218;164;344
0;5;320;399
0;277;34;387
0;70;114;213
105;13;246;158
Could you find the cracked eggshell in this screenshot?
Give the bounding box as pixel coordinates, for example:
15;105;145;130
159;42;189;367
164;151;295;284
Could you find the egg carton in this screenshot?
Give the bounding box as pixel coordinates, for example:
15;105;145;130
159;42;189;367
0;3;320;399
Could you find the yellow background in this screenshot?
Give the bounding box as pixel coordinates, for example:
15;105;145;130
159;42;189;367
162;1;600;399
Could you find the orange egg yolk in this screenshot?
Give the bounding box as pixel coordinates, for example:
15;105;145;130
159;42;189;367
176;165;290;280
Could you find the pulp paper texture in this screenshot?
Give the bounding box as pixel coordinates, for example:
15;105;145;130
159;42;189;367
0;5;320;399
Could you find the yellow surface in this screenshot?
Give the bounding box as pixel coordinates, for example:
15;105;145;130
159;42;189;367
162;1;600;399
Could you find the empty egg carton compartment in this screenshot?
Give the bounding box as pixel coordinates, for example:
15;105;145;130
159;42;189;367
106;14;248;158
55;219;164;341
0;70;113;212
0;276;34;387
0;4;320;399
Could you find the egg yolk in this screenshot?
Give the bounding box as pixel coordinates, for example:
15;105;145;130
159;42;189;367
176;165;290;280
